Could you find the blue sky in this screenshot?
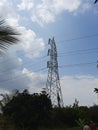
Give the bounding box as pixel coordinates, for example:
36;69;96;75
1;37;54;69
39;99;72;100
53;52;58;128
0;0;98;106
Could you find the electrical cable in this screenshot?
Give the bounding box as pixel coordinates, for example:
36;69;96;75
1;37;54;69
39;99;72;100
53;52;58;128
57;33;98;44
0;56;47;73
0;67;47;84
58;47;98;55
0;33;98;63
0;61;97;84
59;61;96;68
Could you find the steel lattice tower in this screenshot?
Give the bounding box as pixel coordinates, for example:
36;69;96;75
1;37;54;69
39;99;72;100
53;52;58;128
46;37;64;107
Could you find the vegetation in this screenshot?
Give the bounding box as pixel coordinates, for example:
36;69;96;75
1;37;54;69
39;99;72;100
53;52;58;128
0;89;52;130
94;0;98;4
0;89;98;130
0;18;20;55
94;88;98;95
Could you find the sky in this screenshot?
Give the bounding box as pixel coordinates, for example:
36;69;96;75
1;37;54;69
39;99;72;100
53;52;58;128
0;0;98;106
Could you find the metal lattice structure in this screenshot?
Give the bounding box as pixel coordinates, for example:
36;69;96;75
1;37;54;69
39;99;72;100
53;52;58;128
46;37;64;107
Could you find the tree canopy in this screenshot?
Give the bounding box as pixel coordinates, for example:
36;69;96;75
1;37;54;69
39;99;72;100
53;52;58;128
94;0;98;4
1;90;52;130
0;18;20;55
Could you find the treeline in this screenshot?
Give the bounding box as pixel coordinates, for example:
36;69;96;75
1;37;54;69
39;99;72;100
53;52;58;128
0;89;98;130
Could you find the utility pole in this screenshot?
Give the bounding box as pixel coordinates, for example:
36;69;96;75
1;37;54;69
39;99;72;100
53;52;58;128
46;37;64;107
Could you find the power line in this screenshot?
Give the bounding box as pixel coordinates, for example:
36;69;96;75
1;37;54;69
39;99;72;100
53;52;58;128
59;61;96;68
0;67;47;84
58;48;98;57
0;53;47;64
0;33;98;84
1;46;98;69
58;51;98;57
0;60;97;84
57;33;98;44
58;47;98;55
1;46;98;74
0;56;47;73
0;33;98;63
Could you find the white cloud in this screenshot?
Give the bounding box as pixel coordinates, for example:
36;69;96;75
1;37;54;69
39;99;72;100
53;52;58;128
0;0;97;107
23;68;46;93
0;0;7;6
4;16;45;59
1;71;97;107
0;0;12;17
0;0;93;27
61;75;98;106
0;0;46;94
31;1;55;26
0;0;45;58
0;50;25;91
17;26;45;58
0;23;45;92
31;0;81;26
0;62;46;93
0;0;20;27
17;0;34;11
0;47;98;107
6;15;20;27
16;0;93;26
1;16;45;59
53;0;81;13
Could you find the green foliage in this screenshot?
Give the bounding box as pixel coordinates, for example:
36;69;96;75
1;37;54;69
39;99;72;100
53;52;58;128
75;118;86;127
94;88;98;93
77;106;90;121
1;90;98;129
51;106;78;128
0;93;12;110
1;90;52;130
94;88;98;98
89;105;98;124
0;18;20;55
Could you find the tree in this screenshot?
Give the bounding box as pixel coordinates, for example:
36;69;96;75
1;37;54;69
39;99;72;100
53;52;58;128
0;93;12;110
0;89;19;111
94;88;98;94
0;18;20;55
94;88;98;98
1;90;52;130
89;105;98;124
94;0;98;4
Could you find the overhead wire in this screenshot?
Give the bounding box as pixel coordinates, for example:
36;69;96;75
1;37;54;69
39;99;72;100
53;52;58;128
0;48;98;75
1;46;98;69
0;67;47;84
0;61;97;84
1;44;98;71
57;33;98;44
0;53;47;64
0;57;47;74
1;47;97;75
1;45;98;74
58;47;98;57
0;32;98;63
59;61;96;68
58;47;98;54
1;33;98;84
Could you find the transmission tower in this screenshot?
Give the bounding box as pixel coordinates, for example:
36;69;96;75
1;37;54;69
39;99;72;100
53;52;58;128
46;37;64;107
